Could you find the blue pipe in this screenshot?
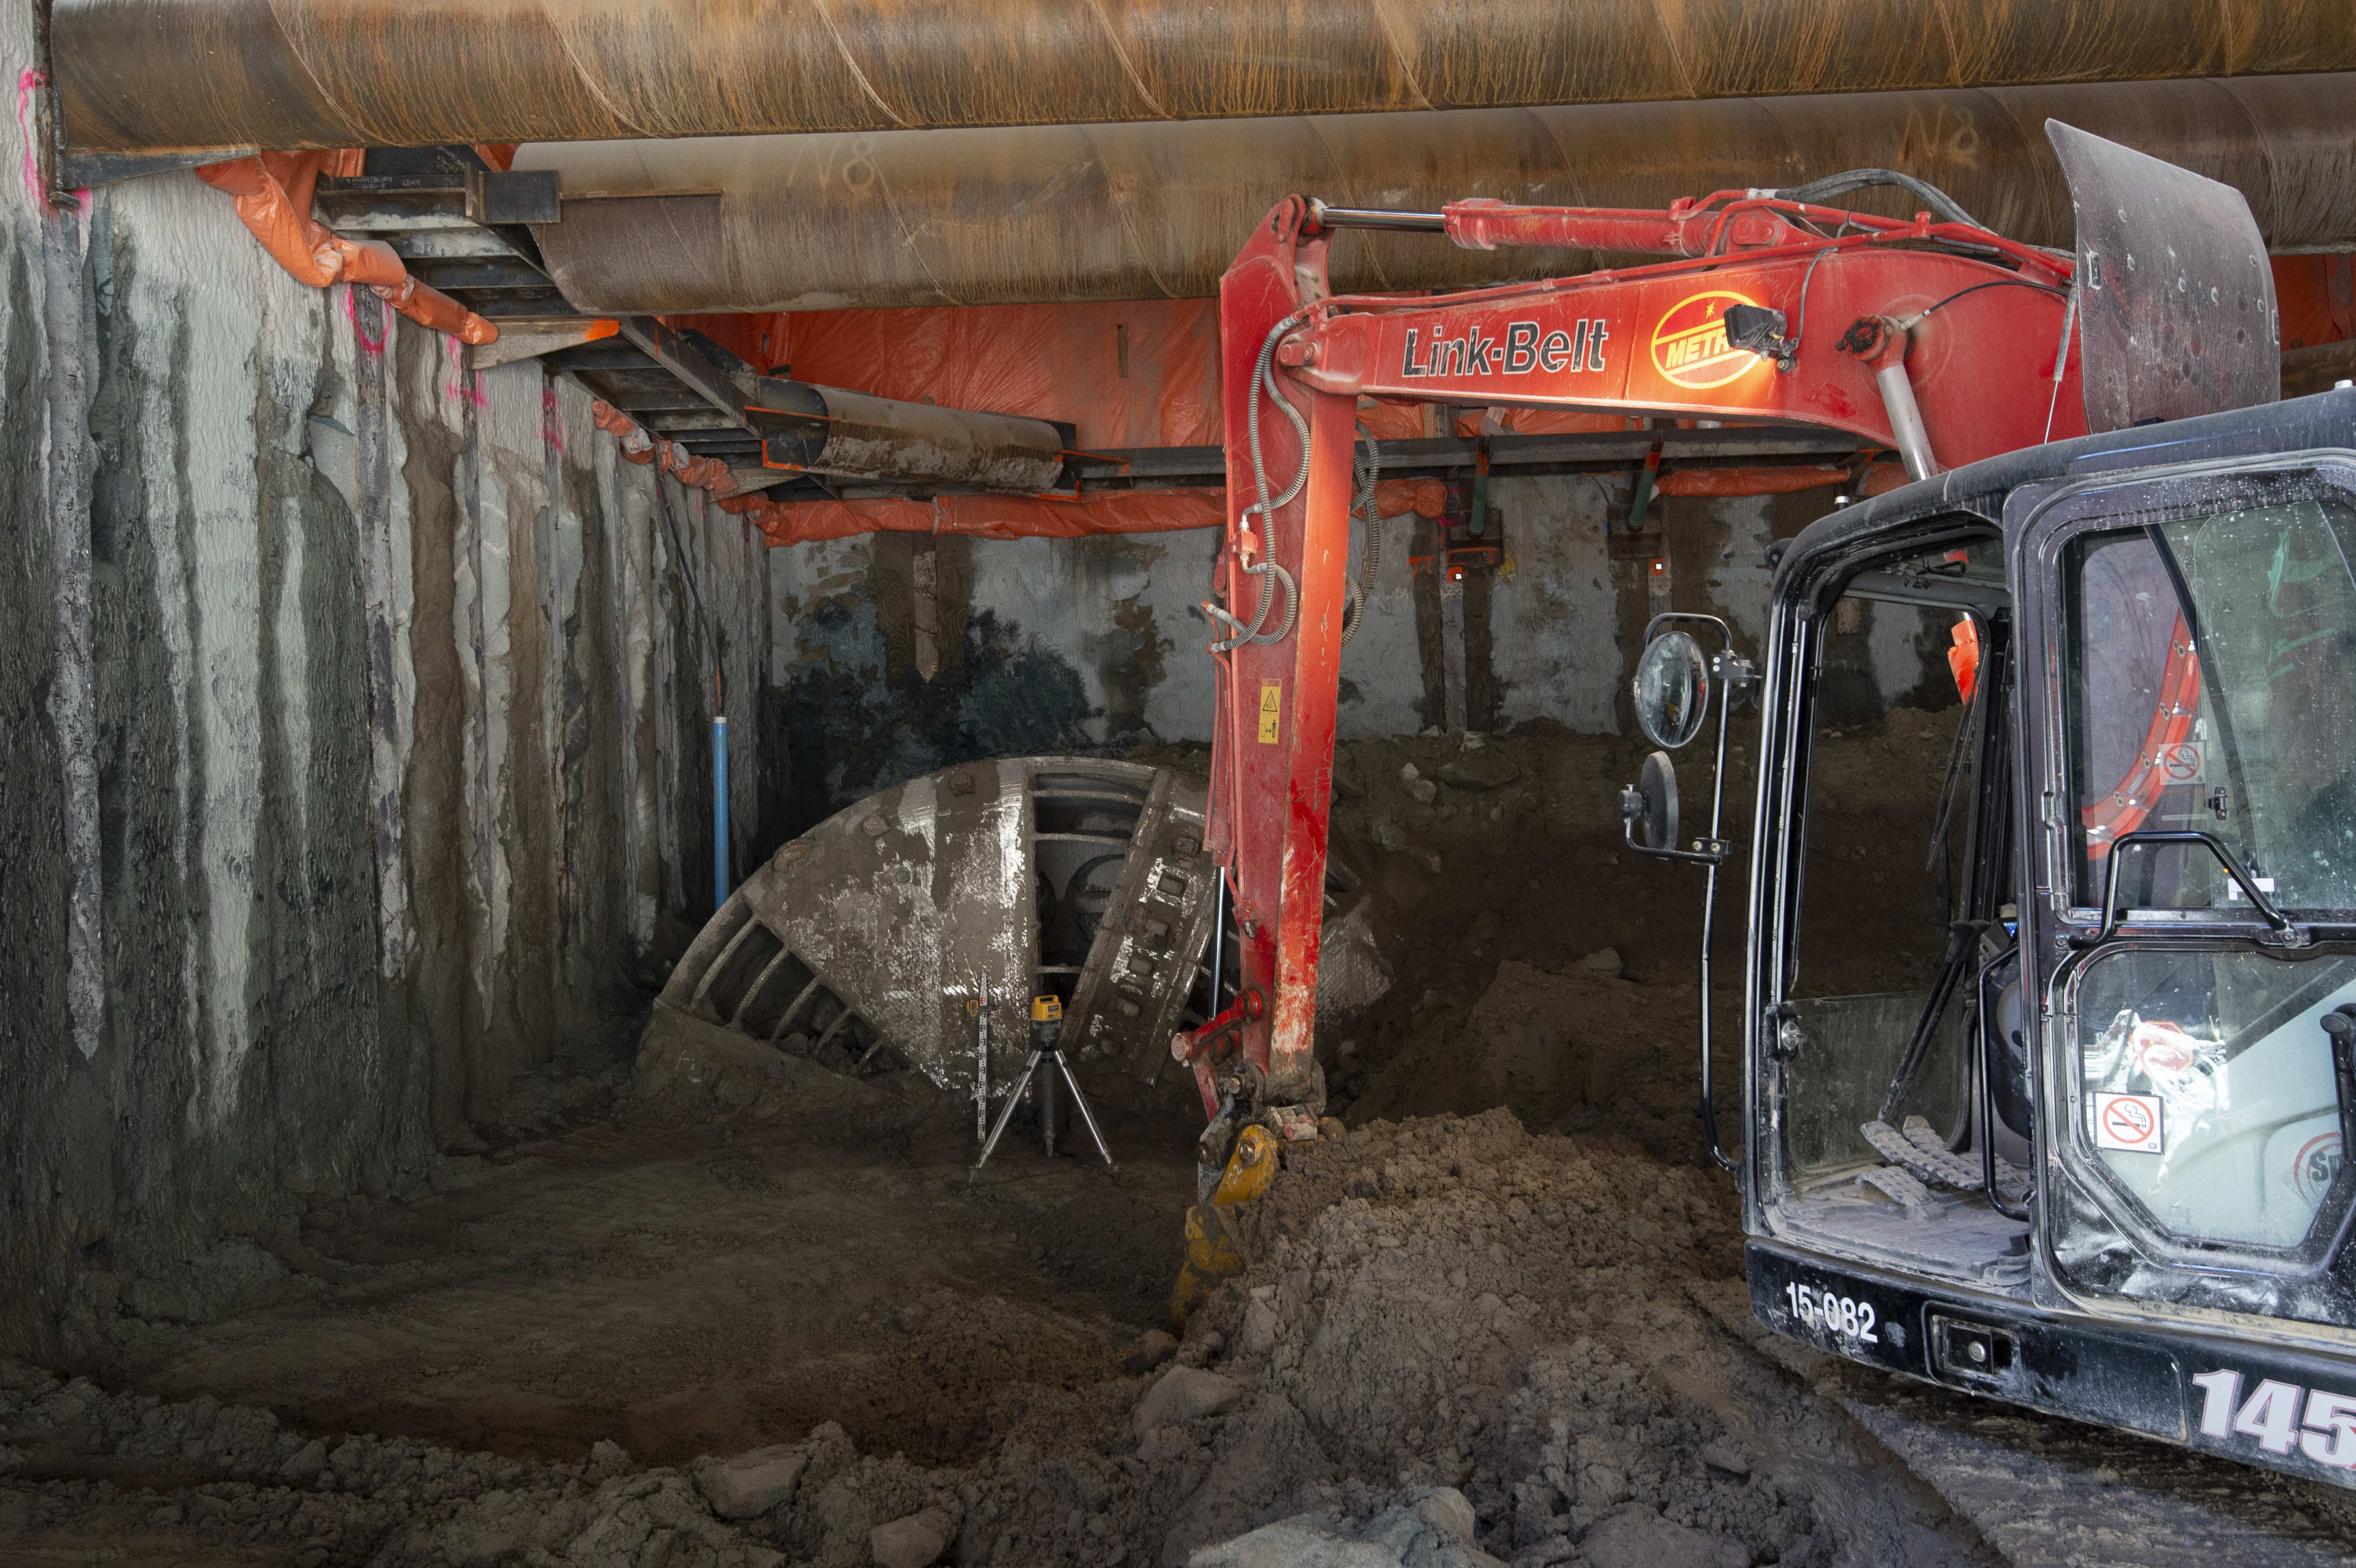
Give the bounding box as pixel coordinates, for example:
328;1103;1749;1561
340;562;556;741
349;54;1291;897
713;714;730;911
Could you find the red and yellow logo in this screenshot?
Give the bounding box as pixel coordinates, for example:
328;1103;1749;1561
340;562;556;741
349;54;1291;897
1650;290;1768;391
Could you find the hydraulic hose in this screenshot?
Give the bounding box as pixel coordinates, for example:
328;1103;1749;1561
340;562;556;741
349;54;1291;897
1761;169;1986;233
1209;310;1314;653
1340;426;1381;647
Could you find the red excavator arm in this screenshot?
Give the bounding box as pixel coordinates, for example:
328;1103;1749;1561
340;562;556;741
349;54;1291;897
1179;185;2085;1126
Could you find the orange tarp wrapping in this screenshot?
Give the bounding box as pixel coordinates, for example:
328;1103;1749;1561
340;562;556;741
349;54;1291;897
196;150;498;344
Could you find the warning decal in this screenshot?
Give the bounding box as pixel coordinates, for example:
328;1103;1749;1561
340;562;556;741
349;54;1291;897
2093;1091;2165;1155
1257;680;1282;744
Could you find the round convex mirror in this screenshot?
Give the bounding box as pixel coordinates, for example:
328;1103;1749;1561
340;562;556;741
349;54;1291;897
1636;750;1680;851
1632;631;1711;750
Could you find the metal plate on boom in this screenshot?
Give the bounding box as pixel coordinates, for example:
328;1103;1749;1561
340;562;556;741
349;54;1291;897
2049;120;2279;435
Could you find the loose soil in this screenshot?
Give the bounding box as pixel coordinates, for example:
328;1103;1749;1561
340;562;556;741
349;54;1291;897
7;719;2356;1567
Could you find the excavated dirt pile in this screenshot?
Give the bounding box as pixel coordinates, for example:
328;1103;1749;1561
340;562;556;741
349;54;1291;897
0;1107;1997;1568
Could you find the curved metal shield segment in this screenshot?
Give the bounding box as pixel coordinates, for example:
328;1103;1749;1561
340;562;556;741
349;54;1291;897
2050;119;2282;435
657;756;1222;1093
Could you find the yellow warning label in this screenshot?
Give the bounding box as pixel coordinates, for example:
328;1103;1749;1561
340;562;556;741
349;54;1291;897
1257;681;1282;744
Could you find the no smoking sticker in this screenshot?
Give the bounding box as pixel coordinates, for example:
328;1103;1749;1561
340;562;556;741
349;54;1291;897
2093;1091;2165;1154
2162;742;2204;782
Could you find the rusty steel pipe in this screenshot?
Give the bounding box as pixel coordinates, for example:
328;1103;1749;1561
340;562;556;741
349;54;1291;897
517;74;2356;314
52;0;2356;155
767;384;1071;491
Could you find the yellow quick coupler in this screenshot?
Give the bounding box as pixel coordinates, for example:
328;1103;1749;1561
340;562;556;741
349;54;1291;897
1169;1124;1280;1326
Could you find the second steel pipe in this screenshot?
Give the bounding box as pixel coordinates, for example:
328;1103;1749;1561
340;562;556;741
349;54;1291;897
518;74;2356;313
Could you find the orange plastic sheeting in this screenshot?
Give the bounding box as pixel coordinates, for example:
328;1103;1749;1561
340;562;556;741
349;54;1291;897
195;152;498;345
1355;400;1429;440
1655;461;1908;498
2277;253;2354;351
671;301;1220;450
1457;407;1645;437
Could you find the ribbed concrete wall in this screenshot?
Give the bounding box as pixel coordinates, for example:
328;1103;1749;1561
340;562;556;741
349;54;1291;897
763;480;1948;829
0;15;771;1361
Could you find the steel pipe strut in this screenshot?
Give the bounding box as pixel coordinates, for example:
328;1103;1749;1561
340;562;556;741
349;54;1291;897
53;0;2356;154
514;74;2356;315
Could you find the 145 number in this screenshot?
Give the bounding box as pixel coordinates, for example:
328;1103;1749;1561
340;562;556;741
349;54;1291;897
1784;1281;1879;1343
2193;1370;2356;1468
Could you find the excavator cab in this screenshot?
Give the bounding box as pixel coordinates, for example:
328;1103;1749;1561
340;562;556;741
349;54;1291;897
1690;386;2356;1485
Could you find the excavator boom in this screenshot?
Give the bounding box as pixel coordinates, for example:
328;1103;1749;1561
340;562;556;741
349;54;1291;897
1184;182;2090;1124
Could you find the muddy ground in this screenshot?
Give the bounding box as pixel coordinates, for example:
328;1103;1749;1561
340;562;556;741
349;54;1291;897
7;720;2356;1567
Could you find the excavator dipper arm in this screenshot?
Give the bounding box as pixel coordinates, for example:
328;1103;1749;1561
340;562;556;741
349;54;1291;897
1182;186;2084;1128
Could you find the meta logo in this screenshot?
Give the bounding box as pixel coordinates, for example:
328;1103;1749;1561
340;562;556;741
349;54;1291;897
1651;290;1771;390
1401;318;1610;380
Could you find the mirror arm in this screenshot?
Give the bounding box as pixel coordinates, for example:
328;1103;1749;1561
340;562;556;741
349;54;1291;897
1693;694;1739;1174
1620;814;1731;866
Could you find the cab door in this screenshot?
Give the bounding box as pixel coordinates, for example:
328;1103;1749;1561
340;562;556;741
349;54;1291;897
2014;454;2356;1335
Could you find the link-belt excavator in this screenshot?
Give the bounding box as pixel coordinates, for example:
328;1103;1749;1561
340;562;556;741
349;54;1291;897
1179;120;2356;1486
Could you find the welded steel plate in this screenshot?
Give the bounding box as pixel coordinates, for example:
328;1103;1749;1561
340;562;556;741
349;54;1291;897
2050;120;2279;435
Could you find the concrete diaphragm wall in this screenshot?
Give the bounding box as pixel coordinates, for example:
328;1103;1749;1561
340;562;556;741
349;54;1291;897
0;9;772;1361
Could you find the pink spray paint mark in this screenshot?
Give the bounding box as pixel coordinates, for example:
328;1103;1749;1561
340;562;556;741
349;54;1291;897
442;333;488;410
15;71;85;209
342;286;386;355
541;385;566;453
15;70;48;203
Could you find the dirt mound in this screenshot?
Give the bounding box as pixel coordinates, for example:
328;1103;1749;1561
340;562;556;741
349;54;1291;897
2;1110;1996;1568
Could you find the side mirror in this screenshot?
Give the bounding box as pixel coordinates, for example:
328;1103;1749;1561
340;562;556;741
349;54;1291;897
1619;750;1681;852
1611;613;1749;1177
1633;631;1711;750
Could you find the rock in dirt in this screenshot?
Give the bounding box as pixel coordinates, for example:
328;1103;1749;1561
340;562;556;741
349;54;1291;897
1579;1502;1750;1568
1239;1299;1280;1356
1125;1329;1179;1375
1134;1366;1244;1436
279;1437;326;1482
1413;1486;1479;1543
1188;1499;1505;1567
869;1505;955;1567
1569;946;1623;978
1698;1440;1750;1477
1438;751;1522;791
585;1437;633;1482
696;1443;809;1519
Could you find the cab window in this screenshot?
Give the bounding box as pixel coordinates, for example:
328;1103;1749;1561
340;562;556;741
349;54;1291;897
2064;498;2356;914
